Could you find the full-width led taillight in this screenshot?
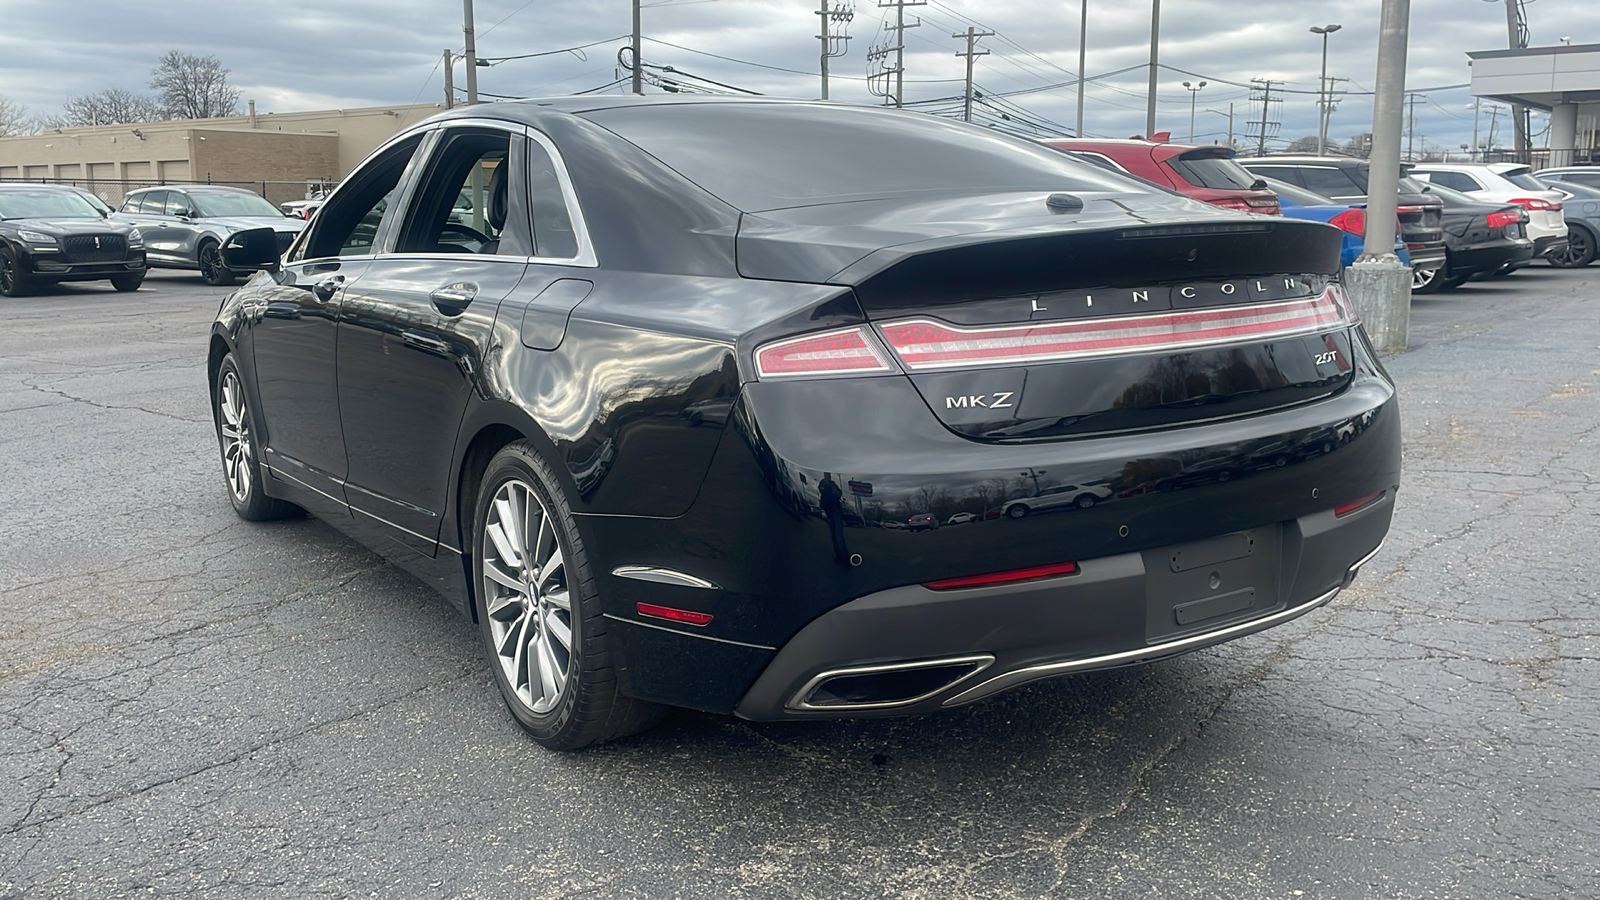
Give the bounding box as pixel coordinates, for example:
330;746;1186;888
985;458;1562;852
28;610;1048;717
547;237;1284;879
1509;197;1562;212
1485;210;1520;229
879;286;1353;371
754;326;895;379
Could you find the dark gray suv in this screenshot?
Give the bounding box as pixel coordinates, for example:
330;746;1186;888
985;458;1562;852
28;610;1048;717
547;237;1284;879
115;186;305;285
1239;157;1446;274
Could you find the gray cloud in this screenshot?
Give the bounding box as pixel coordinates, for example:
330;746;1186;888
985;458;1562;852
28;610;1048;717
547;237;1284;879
0;0;1589;153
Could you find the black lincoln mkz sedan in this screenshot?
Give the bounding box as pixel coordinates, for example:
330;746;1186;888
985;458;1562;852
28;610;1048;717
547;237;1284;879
1;184;147;296
210;98;1399;749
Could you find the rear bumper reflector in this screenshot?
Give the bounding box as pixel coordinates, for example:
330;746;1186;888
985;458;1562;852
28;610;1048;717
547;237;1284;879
879;286;1352;371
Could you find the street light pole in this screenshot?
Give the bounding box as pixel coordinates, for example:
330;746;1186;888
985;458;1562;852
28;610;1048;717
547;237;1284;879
1310;23;1342;156
1183;81;1206;142
1076;0;1088;137
1145;0;1160;138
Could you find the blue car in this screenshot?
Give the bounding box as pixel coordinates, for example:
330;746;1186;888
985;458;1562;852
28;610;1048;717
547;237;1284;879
1264;177;1410;268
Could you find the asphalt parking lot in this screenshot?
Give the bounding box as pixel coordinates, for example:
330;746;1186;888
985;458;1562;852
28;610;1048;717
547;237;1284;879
2;266;1598;898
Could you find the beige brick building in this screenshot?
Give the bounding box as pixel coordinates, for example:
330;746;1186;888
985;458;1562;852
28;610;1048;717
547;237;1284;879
0;103;446;206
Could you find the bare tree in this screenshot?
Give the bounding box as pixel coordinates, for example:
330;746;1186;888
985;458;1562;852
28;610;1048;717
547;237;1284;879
0;94;36;137
150;50;240;120
56;89;164;127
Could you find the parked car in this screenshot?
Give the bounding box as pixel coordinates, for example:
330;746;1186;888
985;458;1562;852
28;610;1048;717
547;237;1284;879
1402;182;1534;291
1537;178;1600;268
0;183;147;296
210;98;1398;749
1001;483;1115;517
1046;138;1282;215
1406;163;1568;263
1237;156;1447;275
116;185;305;285
1532;165;1600;192
1262;177;1411;268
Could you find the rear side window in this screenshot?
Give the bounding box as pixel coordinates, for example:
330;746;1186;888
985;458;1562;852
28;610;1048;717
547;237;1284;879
527;138;579;259
1167;151;1259;190
1421;170;1481;192
1298;167;1365;198
1242;165;1306;187
585;103;1141;210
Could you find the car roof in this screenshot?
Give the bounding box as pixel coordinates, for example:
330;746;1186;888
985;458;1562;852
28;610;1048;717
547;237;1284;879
1238;156;1365;167
127;185;257;194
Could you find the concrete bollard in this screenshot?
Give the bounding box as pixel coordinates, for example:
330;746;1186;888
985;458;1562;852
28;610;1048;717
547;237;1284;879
1344;257;1412;353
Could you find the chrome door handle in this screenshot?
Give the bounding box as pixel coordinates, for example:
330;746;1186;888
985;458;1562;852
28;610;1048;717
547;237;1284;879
312;274;345;302
430;282;478;316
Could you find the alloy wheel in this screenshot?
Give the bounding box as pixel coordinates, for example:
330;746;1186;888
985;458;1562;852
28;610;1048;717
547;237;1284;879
1411;267;1438;290
200;243;228;283
1550;228;1594;268
481;479;573;714
217;370;253;502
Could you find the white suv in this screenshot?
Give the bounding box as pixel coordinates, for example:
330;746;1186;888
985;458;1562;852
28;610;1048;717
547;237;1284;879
1409;163;1569;262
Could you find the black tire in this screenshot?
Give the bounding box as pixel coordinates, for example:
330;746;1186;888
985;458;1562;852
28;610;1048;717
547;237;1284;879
110;271;146;292
1074;493;1097;509
1411;263;1446;294
472;441;666;750
0;247;36;297
198;239;236;286
213;354;299;521
1005;504;1029;518
1438;273;1472;291
1548;225;1596;268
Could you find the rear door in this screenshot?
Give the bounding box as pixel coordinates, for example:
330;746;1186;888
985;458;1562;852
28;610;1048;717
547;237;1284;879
335;121;538;554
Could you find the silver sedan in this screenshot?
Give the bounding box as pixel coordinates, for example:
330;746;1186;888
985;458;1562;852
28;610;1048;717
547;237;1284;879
115;186;305;285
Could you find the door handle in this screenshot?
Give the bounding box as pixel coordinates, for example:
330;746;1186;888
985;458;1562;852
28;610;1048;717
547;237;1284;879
312;274;345;302
401;330;453;357
430;282;478;316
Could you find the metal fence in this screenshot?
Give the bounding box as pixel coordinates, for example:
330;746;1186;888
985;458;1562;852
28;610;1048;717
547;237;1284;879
0;177;335;210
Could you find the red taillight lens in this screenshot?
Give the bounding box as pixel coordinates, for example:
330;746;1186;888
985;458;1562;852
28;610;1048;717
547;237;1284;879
924;561;1080;591
754;326;894;379
636;602;714;626
1485;210;1520;228
1334;491;1385;517
1509;197;1561;212
879;286;1352;371
1209;198;1251;211
1328;208;1366;235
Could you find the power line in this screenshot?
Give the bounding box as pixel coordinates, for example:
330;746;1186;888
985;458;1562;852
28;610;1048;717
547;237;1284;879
477;35;631;65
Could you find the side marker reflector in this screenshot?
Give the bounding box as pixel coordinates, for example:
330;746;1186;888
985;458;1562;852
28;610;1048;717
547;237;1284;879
1334;491;1385;517
636;602;714;626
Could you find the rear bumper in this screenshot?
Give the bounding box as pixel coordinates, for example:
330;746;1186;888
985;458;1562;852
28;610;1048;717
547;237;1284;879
734;496;1392;719
1532;234;1570;259
1449;238;1535;277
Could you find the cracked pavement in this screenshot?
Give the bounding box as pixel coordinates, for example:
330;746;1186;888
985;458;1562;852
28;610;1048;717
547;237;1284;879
2;267;1597;898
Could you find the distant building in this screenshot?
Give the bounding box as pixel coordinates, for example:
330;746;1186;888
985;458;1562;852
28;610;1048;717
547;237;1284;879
0;102;445;206
1468;42;1600;166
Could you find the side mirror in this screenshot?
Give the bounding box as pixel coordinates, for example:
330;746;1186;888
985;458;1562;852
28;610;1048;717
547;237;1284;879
221;227;282;273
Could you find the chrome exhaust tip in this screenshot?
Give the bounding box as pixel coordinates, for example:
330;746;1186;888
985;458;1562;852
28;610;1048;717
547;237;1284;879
786;655;994;712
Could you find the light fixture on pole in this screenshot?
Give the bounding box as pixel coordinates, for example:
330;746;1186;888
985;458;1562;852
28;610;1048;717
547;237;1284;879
1310;23;1342;156
1182;81;1206;142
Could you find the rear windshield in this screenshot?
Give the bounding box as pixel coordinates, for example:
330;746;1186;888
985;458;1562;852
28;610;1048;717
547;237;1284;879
1168;152;1260;191
583;103;1142;210
1261;178;1334;207
1504;171;1551;191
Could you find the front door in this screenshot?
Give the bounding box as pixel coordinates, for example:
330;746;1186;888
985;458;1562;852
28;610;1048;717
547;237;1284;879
336;125;535;554
245;133;428;510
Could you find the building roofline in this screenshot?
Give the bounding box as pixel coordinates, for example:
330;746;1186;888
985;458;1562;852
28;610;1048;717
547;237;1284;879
1467;43;1600;60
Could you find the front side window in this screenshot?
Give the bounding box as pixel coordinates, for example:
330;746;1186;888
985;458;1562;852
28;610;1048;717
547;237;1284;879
396;129;514;255
300;135;424;260
162;193;192;216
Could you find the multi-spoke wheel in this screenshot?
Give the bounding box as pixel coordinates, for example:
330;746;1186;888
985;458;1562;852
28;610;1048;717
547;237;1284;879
481;478;573;714
1549;225;1596;268
1;247;36;297
213;354;298;521
473;442;666;749
199;239;236;286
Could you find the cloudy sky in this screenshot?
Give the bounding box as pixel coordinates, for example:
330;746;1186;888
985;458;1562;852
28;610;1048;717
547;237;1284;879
1;0;1590;153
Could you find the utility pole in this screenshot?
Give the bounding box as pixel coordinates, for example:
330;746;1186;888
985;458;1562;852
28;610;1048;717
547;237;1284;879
1249;79;1279;156
1470;96;1481;161
870;0;925;108
443;49;455;108
1145;0;1161;137
632;0;643;95
817;1;855;101
461;0;479;105
1504;0;1528;162
1227;101;1234;147
1076;0;1088;137
954;27;993;123
1405;91;1421;160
